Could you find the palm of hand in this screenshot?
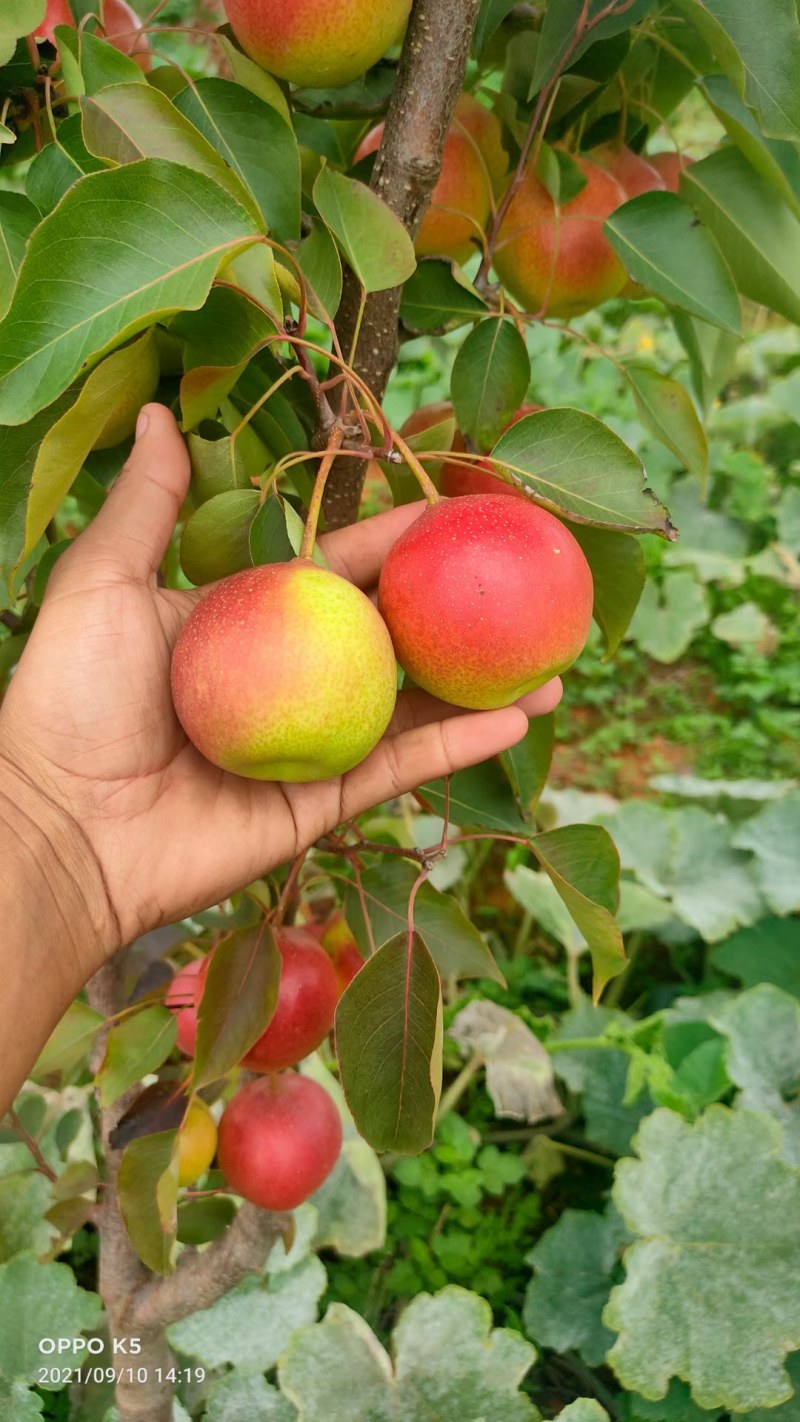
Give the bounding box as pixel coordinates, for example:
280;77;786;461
0;407;559;951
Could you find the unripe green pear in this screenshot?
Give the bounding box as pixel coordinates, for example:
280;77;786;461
378;494;594;710
494;156;627;318
171;560;398;781
223;0;411;89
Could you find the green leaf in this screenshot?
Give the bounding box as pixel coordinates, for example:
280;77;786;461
627;572;708;664
399;259;488;334
712;918;800;998
80;83;262;225
31;1001;104;1079
56;25;147;95
501;713;554;815
180;489;260;585
344;859;505;984
604;192;741;334
473;0;517;56
336;931;443;1154
606;1107;800;1411
491;408;674;536
506;864;585;954
279;1288;539;1421
215;33;292;125
97;1006;177;1108
0;159;261;428
174;78;301;242
624;366;708;485
701;75;800;221
177;1195;237;1247
531;825;627;997
21;330;159;562
249;494;298;567
168;1252;326;1371
420;758;528;833
523;1207;628;1365
313;168;416;293
569;524;646;658
26;114;106;215
711;986;800;1163
672;311;740;414
451;318;531;451
297;221;343;322
0;1254;101;1385
175;286;277;429
676;0;800;141
0;1;45;67
0;193;38;322
733;792;800;914
188;423;258;503
531;0;658;93
117;1129;178;1275
682;148;800;324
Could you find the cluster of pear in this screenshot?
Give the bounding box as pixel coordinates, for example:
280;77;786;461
171;479;595;776
167;915;364;1207
223;0;690;320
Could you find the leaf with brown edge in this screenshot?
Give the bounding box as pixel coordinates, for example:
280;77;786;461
531;825;627;999
491;409;676;538
336;931;443;1154
118;1129;179;1275
191;923;282;1089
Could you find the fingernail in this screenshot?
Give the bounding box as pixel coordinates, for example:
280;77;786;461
135;409;150;441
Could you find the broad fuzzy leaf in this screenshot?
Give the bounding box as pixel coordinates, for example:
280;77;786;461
606;1107;800;1410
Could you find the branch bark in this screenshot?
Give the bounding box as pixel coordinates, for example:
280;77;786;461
88;960;288;1422
322;0;482;529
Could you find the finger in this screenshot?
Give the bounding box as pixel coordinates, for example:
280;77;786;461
340;706;529;822
66;404;190;583
387;676;563;735
320;501;426;588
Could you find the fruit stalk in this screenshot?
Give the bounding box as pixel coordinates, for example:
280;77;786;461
391;430;442;505
299;424;346;559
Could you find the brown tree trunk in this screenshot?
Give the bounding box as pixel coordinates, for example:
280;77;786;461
322;0;483;529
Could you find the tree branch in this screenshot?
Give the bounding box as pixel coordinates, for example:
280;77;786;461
131;1200;289;1332
322;0;482;529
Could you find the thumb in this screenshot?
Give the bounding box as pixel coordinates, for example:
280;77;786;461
66;403;190;583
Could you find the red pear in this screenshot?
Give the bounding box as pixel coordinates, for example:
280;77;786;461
217;1073;342;1211
494;156;627;317
378;494;593;709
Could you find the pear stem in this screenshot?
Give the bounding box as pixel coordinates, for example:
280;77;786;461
391;432;442;505
300;425;346;560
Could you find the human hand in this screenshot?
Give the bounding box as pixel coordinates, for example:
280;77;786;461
0;405;561;967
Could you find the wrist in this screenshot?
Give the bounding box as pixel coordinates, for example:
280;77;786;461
0;753;121;981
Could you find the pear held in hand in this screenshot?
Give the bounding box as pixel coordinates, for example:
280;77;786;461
378;494;594;711
171;560;397;782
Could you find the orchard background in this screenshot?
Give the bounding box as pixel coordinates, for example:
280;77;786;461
0;1;799;1420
